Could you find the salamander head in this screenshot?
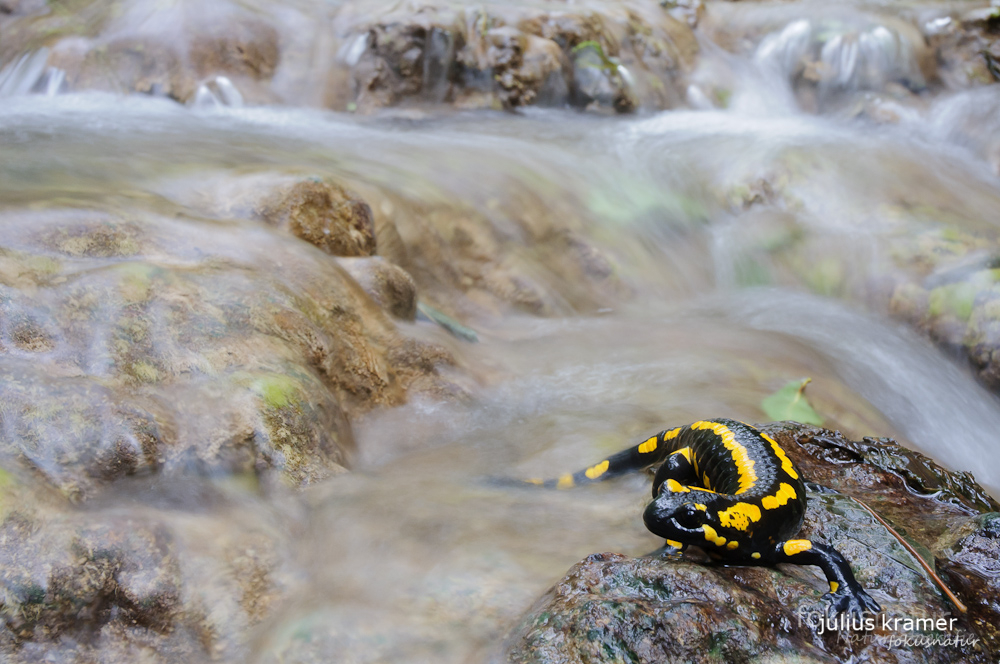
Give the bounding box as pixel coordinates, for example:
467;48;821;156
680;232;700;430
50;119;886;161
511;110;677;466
642;490;711;542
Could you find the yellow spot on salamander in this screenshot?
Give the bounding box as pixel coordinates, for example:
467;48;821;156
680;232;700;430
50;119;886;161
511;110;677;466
761;482;797;510
751;552;761;560
664;428;681;440
830;581;840;593
694;503;707;511
692;421;757;494
727;541;739;550
556;474;575;489
585;460;610;480
702;524;727;547
783;539;812;556
763;433;799;480
717;502;762;531
638;437;658;454
674;447;693;464
666;479;690;493
666;539;683;549
702;472;712;490
525;478;544;485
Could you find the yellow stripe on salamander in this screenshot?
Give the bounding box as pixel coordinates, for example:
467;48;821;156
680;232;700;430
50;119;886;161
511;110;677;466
556;473;575;489
692;421;757;494
762;433;799;480
638;437;658;454
665;479;690;493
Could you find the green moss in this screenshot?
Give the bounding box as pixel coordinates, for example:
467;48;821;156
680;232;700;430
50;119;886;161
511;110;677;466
733;258;771;287
928;282;978;321
571;41;615;70
803;256;844;296
130;361;160;383
252;374;302;409
0;466;15;515
116;262;162;302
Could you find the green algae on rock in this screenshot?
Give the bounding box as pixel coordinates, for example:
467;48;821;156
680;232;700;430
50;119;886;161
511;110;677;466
507;422;999;663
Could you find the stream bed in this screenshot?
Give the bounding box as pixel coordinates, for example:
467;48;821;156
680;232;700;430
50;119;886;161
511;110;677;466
2;0;1000;662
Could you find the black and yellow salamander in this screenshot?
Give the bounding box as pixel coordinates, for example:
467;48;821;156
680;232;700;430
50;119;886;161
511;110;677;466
528;418;881;620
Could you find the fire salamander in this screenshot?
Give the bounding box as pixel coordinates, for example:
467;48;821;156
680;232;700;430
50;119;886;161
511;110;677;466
528;418;881;619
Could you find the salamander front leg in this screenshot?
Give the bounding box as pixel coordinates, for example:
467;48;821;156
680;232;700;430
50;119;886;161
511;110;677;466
651;447;700;498
773;540;881;620
646;539;688;558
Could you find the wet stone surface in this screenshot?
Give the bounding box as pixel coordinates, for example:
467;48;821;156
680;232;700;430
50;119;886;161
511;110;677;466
0;206;461;498
0;474;298;663
329;0;698;112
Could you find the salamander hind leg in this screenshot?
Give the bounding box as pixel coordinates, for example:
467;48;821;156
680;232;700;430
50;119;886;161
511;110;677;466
773;540;881;620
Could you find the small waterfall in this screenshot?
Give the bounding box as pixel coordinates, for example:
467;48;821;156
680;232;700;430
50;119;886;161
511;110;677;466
754;17;926;96
191;75;245;108
0;48;66;97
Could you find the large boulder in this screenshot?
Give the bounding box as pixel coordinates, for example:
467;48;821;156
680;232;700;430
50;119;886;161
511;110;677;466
0;205;458;499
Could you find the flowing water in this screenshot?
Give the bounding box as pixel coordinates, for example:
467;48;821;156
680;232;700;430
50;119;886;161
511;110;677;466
3;0;1000;662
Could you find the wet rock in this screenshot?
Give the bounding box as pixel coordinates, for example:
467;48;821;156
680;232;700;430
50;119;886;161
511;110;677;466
570;40;638;113
333;0;697;113
188;19;279;82
162;171;629;319
927;10;1000;90
0;207;459;498
508;422;999;663
883;234;1000;391
49;37;196;102
38;7;280;104
354;189;630;318
338;256;417;320
661;0;705;28
257;179;377;257
939;513;1000;653
0;475;297;663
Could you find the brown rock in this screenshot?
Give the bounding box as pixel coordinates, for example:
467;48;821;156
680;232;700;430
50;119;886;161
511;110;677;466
333;1;696;112
257;179;376;257
338;256;418;320
188;19;280;81
50;38;196;102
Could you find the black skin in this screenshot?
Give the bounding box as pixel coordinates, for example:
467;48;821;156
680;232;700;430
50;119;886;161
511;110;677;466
643;482;881;621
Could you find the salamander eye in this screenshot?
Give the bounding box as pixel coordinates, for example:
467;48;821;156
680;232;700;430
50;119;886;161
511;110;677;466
673;503;704;529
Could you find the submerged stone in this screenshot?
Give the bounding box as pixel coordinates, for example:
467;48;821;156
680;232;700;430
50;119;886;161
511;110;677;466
338;256;417;320
0;475;298;663
0;207;458;498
